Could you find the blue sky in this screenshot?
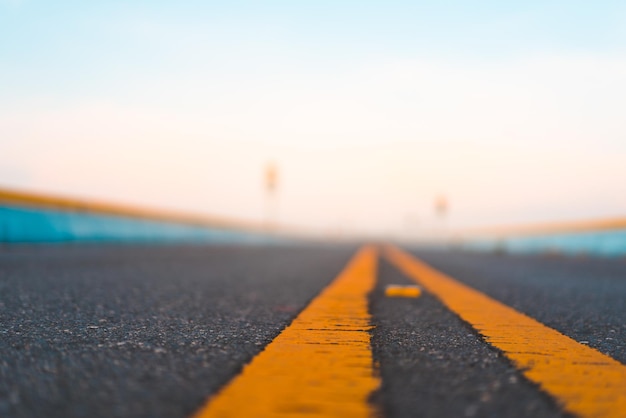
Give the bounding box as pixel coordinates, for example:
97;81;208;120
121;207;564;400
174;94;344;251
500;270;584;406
3;1;625;101
2;1;626;235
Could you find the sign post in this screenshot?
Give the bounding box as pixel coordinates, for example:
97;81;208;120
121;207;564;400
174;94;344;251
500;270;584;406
264;162;278;230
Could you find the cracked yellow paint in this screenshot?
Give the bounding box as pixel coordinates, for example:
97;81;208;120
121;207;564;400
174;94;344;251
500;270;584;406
385;244;626;418
192;246;380;418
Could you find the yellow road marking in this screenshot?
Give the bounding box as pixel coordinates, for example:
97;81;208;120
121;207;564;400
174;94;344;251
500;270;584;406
385;245;626;418
384;285;422;298
193;246;380;418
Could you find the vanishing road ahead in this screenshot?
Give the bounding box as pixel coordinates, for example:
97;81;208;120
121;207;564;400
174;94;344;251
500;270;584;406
1;244;625;418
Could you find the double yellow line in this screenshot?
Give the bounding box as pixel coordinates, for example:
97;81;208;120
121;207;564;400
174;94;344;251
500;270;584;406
193;245;626;418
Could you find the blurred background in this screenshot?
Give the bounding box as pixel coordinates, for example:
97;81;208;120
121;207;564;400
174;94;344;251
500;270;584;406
2;0;626;240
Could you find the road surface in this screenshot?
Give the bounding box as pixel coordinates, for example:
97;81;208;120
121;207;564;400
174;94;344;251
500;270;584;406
1;244;624;417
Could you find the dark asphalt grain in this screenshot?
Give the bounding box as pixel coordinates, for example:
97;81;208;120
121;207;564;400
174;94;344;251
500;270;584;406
370;258;571;418
1;244;623;418
408;248;626;364
0;244;355;418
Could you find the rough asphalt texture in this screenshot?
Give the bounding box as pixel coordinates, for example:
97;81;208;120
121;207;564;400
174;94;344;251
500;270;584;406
0;244;355;418
410;248;626;364
370;258;571;418
0;244;624;417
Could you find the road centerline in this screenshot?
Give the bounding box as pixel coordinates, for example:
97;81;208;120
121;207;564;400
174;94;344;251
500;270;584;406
385;245;626;418
192;245;380;418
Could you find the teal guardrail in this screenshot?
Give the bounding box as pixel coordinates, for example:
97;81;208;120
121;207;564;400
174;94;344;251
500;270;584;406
459;228;626;257
0;205;280;244
0;188;283;244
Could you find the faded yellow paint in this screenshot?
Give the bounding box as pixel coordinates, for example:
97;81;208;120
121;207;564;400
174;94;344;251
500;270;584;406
193;246;380;418
384;285;422;298
385;245;626;418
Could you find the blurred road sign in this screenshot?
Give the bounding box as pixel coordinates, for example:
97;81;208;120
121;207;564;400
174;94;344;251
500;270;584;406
435;196;448;218
265;163;278;194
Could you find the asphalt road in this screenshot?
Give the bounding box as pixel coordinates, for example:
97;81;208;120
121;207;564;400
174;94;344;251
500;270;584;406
410;249;626;364
1;244;624;417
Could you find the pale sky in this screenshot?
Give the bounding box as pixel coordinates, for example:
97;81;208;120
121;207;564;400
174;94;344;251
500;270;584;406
2;1;626;237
